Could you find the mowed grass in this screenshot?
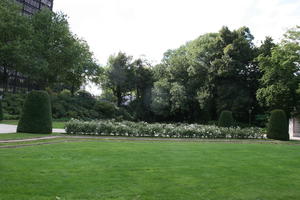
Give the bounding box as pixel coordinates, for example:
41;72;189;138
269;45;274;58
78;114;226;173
1;141;300;200
0;120;66;129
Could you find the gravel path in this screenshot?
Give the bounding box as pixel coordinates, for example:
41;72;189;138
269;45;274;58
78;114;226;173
1;135;299;144
0;124;65;134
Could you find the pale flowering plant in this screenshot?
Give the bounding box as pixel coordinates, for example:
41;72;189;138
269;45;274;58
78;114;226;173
65;119;266;139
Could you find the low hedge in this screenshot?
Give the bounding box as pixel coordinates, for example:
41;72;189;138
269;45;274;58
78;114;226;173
65;120;266;139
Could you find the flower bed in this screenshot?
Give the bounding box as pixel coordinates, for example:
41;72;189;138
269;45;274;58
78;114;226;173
65;120;266;139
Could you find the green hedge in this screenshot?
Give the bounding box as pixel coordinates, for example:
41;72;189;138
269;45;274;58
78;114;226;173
2;90;133;121
65;120;265;139
17;91;52;134
267;109;289;141
218;110;234;127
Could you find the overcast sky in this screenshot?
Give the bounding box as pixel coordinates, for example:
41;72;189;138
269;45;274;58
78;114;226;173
53;0;300;94
54;0;300;65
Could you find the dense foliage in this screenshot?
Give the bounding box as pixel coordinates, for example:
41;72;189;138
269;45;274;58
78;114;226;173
99;26;300;125
1;0;299;126
1;90;133;121
257;27;300;117
267;109;289;141
17;91;52;134
1;93;26;120
0;0;100;94
218;111;234;127
65;120;265;139
0;100;3;121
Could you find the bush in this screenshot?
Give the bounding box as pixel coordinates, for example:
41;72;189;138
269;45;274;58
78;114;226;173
59;89;72;98
2;93;26;116
94;101;116;119
65;120;265;139
17;91;52;134
3;113;19;120
267;109;289;141
0;100;3;121
218;111;234;127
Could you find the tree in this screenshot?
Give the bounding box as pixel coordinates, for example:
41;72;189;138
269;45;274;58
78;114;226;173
0;0;32;92
131;58;153;120
102;52;134;106
28;10;74;89
257;26;300;116
61;37;100;95
150;27;258;122
212;26;258;122
151;79;172;119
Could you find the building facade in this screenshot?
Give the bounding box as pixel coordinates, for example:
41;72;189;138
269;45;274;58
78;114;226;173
289;117;300;140
15;0;54;15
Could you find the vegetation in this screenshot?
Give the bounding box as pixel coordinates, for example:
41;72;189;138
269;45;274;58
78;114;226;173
1;91;133;121
65;120;265;139
218;110;234;127
267;109;289;141
1;0;300;129
0;0;100;94
99;26;300;124
1;141;300;199
0;100;3;121
17;91;52;134
257;28;300;117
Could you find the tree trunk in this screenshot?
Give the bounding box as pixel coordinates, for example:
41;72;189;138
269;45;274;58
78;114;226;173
13;70;18;93
116;86;122;107
3;66;8;92
71;83;75;97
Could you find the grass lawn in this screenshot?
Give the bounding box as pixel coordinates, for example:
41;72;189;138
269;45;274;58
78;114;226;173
1;141;300;200
0;120;66;129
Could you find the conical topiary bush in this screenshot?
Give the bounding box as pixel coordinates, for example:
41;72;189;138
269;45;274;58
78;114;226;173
267;109;289;141
218;110;234;127
17;90;52;134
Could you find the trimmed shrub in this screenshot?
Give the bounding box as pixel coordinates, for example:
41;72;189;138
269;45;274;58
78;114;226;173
267;109;289;141
218;110;234;127
0;100;3;121
17;91;52;134
65;119;266;139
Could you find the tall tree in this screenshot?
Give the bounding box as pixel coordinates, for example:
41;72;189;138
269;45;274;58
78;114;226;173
102;52;134;106
0;0;32;92
131;58;153;120
257;26;300;116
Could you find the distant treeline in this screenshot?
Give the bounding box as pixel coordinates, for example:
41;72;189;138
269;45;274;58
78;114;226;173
1;0;299;125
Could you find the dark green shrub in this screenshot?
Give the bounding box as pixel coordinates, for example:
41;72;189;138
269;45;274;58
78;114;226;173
2;93;26;116
218;110;234;127
267;109;289;141
17;91;52;134
3;113;19;120
0;100;3;121
94;101;116;119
